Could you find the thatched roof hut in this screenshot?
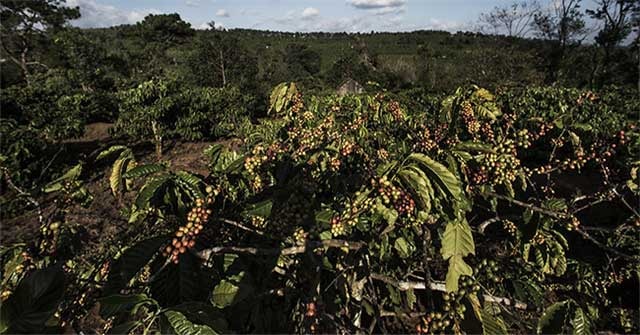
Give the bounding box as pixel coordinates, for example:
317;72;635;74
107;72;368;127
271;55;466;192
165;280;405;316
337;78;364;96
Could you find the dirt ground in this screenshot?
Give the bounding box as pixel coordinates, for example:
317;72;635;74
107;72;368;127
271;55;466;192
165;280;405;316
1;123;224;246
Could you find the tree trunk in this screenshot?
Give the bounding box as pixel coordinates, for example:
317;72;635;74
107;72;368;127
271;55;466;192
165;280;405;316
219;49;226;87
20;47;31;87
151;121;163;160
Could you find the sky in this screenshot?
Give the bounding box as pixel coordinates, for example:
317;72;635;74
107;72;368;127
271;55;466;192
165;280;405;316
65;0;513;33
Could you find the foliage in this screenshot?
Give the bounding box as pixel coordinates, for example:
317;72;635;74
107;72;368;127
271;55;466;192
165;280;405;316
2;84;638;334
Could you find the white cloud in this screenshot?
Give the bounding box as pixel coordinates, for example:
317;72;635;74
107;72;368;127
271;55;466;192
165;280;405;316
373;6;406;15
185;0;199;7
347;0;407;9
301;7;320;19
216;9;230;17
67;0;160;28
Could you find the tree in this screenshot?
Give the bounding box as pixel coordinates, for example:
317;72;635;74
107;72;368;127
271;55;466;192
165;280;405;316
587;0;639;86
0;0;80;86
136;13;194;43
187;31;258;90
131;13;194;80
284;43;321;79
533;0;587;83
479;0;541;37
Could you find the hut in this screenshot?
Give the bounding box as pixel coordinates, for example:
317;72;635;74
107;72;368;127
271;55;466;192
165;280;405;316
337;78;364;96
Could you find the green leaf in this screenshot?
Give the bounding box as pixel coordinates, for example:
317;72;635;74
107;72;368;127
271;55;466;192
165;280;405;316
122;164;166;179
441;219;475;292
398;165;433;212
99;294;157;318
210;280;240;308
481;305;508;335
0;265;65;334
246;199;273;218
150;252;204;306
537;300;571;334
441;220;475;260
43;164;83;193
394;237;411;258
170;302;228;333
453;141;494;153
110;156;130;197
572;306;591;335
408;153;463;200
445;255;473;292
135;175;171;209
164;310;217;335
105;236;167;294
96;145;129;161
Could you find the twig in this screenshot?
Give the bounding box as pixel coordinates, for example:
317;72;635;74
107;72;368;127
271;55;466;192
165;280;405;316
1;167;44;225
196;239;366;261
573;227;637;261
220;218;266;236
488;192;568;219
370;273;528;310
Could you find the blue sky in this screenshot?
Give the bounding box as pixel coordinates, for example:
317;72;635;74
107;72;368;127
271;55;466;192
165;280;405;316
66;0;512;32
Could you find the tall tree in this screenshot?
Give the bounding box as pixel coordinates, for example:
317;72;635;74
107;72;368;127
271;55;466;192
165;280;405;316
587;0;639;86
479;1;542;37
533;0;587;83
133;13;194;80
0;0;80;86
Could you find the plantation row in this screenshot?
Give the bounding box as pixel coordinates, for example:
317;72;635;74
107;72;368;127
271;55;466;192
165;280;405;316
1;84;639;334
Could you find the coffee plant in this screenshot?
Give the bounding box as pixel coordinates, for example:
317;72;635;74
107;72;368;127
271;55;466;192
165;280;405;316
1;84;638;334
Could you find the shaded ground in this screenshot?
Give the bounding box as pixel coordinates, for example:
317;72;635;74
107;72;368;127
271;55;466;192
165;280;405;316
1;123;223;246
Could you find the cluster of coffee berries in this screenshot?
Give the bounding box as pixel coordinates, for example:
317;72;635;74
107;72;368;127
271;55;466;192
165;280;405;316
251;215;267;229
516;129;531;148
338;193;375;228
394;190;415;216
532;232;546;245
469;166;489;186
330;216;345;236
480;122;495;142
413;127;439;152
372;176;415;216
342;114;367;133
302;111;314;122
486;140;521;185
377;148;389;161
290;92;304;115
340;141;356;156
417;312;451;334
304;301;320;333
417;278;479;334
530;123;555;141
474;259;502;283
245;146;268;191
503;219;517;236
293;228;307;245
566;216;580;231
576;91;597;105
266;142;287;161
329;157;341;171
387;100;404;121
460;101;480;135
39;221;62;252
163;198;211;263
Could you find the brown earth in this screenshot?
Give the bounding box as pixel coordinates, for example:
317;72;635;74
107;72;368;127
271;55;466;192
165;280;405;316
1;123;235;247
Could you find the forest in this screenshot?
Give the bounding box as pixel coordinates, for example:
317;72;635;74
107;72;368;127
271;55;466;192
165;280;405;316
0;0;639;334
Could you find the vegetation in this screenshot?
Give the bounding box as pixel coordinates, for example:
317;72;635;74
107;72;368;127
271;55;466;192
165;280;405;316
1;0;639;334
